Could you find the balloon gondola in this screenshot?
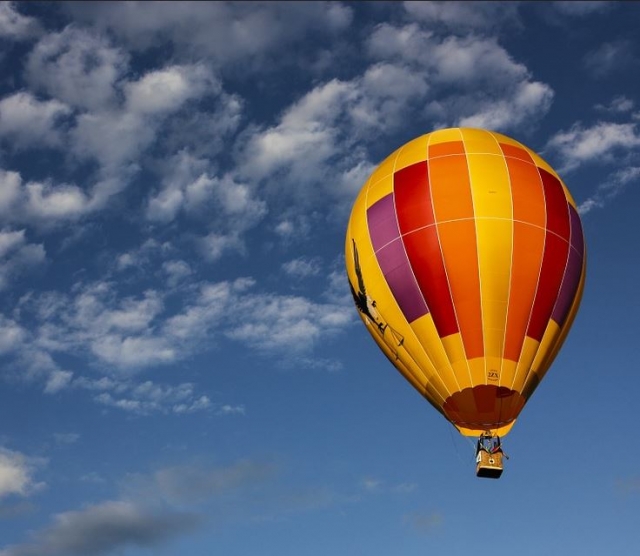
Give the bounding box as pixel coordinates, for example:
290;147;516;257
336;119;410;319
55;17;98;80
345;128;586;478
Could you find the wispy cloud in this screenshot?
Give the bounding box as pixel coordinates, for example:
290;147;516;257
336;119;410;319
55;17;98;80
0;228;45;291
545;121;640;173
583;40;638;78
552;1;613;17
595;95;635;114
578;166;640;214
64;2;353;67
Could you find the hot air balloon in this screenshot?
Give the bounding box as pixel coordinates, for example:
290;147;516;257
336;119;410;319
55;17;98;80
345;128;586;478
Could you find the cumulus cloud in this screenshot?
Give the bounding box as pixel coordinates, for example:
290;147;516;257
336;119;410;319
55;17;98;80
26;26;128;111
0;169;129;228
457;80;554;130
0;2;41;40
367;24;553;132
241;79;358;180
0;93;70;148
145;150;267;229
0;501;199;556
238;78;375;204
69;64;219;177
124;64;213;115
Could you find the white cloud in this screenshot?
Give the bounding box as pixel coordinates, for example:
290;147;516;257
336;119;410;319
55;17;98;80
0;2;41;40
0;92;70;148
0;500;199;556
457;80;554;130
429;35;528;86
366;25;554;132
225;291;353;353
72;376;212;416
173;396;213;415
0;315;26;354
145;150;267;229
0;448;44;500
238;78;376;206
0;169;128;228
26;26;128;111
11;270;352;399
91;335;176;369
24;181;92;220
69;65;220;178
124;65;213;115
242;79;358;182
546;122;640;172
214;404;245;416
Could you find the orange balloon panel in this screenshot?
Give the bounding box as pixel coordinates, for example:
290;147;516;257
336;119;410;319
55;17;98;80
345;128;586;436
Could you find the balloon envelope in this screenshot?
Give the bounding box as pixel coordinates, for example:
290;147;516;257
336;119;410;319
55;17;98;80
345;128;586;437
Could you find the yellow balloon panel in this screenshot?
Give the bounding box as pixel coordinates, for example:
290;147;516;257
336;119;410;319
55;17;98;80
346;128;586;436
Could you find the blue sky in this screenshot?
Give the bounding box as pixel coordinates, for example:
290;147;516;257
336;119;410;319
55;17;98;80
0;1;638;554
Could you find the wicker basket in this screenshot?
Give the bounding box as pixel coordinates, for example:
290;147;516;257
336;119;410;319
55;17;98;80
476;450;504;479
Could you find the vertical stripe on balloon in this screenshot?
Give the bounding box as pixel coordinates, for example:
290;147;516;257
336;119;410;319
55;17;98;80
428;146;483;359
394;162;457;337
502;155;546;362
551;205;585;326
527;170;571;341
367;194;428;322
